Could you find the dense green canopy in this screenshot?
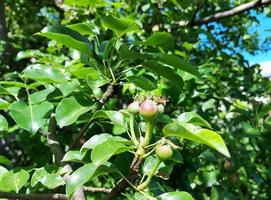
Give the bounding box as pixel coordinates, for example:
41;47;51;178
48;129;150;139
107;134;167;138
0;1;270;200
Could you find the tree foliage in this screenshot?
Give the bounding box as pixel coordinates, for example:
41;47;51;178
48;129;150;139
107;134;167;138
0;0;271;200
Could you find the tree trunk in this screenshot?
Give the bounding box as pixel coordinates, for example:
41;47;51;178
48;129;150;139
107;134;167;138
0;0;7;42
0;0;9;63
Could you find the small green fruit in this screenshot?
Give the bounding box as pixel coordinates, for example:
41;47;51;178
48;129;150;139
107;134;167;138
127;101;140;114
155;144;173;160
157;104;165;113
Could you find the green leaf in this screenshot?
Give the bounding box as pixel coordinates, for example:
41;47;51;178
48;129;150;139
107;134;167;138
10;101;53;134
0;166;7;176
91;140;131;165
139;32;175;51
103;37;117;59
36;26;92;56
66;163;115;197
157;191;194;200
91;110;126;129
81;133;130;152
86;76;110;89
103;15;140;36
163;123;230;157
158;54;201;79
16;50;43;60
202;99;216;111
64;0;107;7
177;112;211;129
142;156;164;175
119;44;142;60
30;87;56;104
0;115;8;131
142;60;184;89
62;150;87;162
70;67;99;79
67;22;95;36
57;81;79;97
0;98;10;110
31;168;65;189
0;170;30;193
241;122;260;137
0;155;11;165
23;64;67;83
55;96;93;128
127;75;157;91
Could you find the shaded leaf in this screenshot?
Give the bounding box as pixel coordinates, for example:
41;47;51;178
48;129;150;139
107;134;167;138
127;75;157;91
139;32;175;51
158;54;201;79
143;60;183;89
0;155;11;165
37;26;92;56
119;44;142;60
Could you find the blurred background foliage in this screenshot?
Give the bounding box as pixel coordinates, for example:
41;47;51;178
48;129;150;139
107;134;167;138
0;0;271;199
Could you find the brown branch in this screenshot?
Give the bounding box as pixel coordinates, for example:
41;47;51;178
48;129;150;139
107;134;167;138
104;157;143;200
83;186;112;193
99;83;115;104
179;0;271;26
0;0;7;42
47;116;64;164
46;116;85;200
0;192;67;200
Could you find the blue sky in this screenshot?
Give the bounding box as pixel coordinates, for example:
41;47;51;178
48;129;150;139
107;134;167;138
243;10;271;77
244;11;271;63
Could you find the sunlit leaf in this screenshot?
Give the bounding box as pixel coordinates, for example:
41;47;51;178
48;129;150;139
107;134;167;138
163;122;230;157
55;96;93;128
0;170;29;193
10;101;53;134
103;15;140;36
157;191;194;200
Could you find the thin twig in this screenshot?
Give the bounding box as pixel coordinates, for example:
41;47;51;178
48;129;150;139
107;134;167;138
69;122;95;149
83;186;112;193
0;192;67;200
